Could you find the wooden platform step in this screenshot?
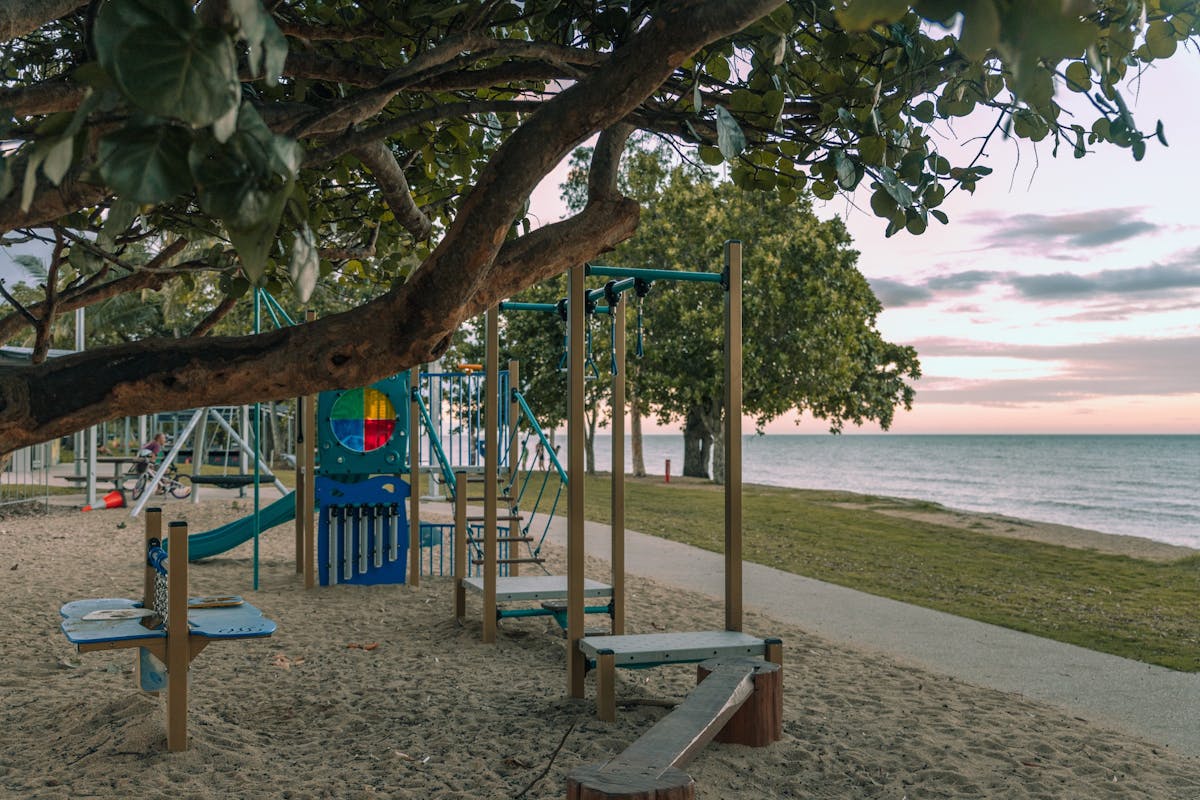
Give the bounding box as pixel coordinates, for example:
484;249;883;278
470;556;545;566
465;514;523;523
466;535;534;544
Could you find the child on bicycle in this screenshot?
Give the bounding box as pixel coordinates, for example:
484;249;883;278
136;433;167;472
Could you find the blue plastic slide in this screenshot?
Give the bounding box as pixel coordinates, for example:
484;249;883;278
186;492;300;560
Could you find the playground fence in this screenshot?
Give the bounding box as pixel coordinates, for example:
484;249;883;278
0;442;52;509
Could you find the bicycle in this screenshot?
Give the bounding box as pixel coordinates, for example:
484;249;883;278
130;458;191;500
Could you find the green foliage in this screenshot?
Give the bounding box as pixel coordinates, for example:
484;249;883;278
581;144;919;437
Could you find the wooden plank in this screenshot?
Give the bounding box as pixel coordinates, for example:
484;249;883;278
166;521;189;752
724;240;743;632
408;365;421;588
611;296;625;635
607;663;753;772
454;470;467;621
567;264;587;697
483;306;498;643
507;358;520;577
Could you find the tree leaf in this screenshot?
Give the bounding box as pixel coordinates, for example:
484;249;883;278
833;150;858;190
836;0;911;31
42;136;75;186
101;197;140;244
20;148;46;212
229;0;288;84
958;0;1000;61
289;224;319;302
98;123;193;204
93;0;193;73
1064;61;1091;93
112;24;240;127
715;106;746;159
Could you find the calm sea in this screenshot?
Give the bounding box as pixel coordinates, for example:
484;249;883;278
586;434;1200;550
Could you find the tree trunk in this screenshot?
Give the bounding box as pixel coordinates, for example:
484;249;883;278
629;379;646;478
709;398;726;485
584;403;597;475
682;405;712;479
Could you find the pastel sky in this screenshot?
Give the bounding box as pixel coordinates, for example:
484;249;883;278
530;54;1200;435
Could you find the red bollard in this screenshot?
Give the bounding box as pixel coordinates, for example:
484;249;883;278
665;459;671;484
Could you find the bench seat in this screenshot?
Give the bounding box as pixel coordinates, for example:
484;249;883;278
577;630;783;722
578;630;773;667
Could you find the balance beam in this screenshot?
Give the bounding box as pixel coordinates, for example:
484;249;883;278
567;658;782;799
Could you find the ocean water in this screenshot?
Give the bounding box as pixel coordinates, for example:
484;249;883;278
586;434;1200;550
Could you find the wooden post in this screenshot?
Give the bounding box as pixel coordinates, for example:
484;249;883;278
166;521;189;752
724;240;743;632
610;299;625;635
696;657;782;747
454;470;467;621
297;308;318;588
483;306;499;643
596;651;616;723
408;365;422;587
295;398;305;575
567;264;587;697
507;358;520;577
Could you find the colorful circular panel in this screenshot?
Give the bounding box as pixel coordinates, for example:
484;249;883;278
329;387;397;453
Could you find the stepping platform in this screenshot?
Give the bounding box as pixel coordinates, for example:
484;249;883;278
577;631;782;721
462;574;612;603
61;597;275;647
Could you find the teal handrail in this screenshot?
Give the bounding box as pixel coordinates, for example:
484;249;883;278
414;392;458;496
514;392;567;485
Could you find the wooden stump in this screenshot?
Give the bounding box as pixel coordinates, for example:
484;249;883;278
696;657;782;747
566;765;694;800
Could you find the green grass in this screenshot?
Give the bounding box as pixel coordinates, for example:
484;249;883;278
572;474;1200;672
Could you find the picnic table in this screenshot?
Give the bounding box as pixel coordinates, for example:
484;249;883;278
60;456;143;492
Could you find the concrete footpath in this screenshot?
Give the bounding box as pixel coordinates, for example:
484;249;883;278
540;517;1199;758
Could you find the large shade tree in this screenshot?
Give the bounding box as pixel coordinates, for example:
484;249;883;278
0;0;1194;454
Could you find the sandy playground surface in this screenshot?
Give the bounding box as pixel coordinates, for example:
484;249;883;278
1;497;1197;799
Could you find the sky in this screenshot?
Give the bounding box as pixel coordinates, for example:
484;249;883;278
529;53;1200;435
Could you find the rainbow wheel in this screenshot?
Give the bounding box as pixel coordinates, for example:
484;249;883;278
329;387;397;454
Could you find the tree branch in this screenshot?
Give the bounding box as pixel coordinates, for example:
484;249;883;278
0;0;786;451
0;79;89;116
190;295;239;337
0;238;190;343
351;141;432;242
0;0;84;43
0;177;108;235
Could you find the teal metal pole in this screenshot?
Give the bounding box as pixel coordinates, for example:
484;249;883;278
253;290;262;590
499;301;558;313
586;264;722;283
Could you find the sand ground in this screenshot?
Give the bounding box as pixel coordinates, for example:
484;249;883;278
1;497;1197;799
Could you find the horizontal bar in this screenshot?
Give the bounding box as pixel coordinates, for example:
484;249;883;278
586;264;723;283
496;302;556;314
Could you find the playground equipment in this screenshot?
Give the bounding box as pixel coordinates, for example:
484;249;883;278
311;374;413;586
451;307;612;643
59;508;275;751
128;405;287;518
555;243;782;720
567;657;782;799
